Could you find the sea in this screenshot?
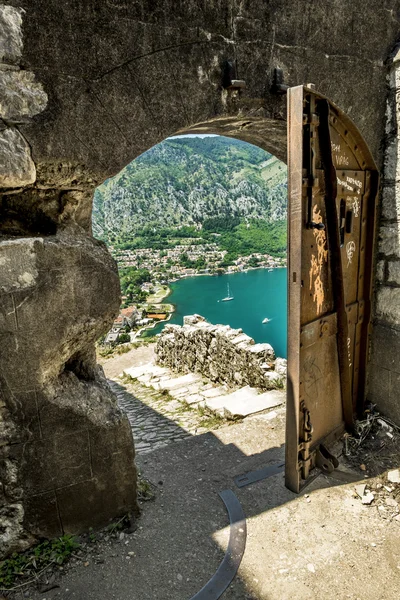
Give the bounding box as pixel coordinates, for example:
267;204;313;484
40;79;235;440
143;268;287;359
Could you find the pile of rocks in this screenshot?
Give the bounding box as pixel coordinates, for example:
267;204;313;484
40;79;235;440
155;315;287;390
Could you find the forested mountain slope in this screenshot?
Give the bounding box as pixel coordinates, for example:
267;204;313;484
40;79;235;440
92;136;287;243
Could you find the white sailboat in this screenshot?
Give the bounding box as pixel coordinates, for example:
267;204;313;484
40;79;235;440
221;282;234;302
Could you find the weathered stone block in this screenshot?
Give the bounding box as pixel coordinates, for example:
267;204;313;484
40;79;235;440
370;323;400;373
375;286;400;324
375;260;386;283
0;228;137;556
388;260;400;284
367;364;391;413
381;184;400;221
0;6;23;65
10;431;92;495
378;224;400;258
383;138;400;183
24;491;62;538
0;71;47;121
0;128;35;187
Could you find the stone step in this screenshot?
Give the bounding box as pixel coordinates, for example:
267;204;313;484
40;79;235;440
124;363;168;380
169;386;190;399
155;373;203;391
201;385;228;398
203;387;285;419
224;389;285;419
185;393;204;405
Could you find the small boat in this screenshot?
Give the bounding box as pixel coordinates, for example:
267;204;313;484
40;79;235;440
262;317;271;324
221;283;234;302
268;268;273;272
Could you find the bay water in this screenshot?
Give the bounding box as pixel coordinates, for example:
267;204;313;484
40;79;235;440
145;268;287;359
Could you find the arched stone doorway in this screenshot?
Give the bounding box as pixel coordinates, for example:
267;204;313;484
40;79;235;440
0;1;399;556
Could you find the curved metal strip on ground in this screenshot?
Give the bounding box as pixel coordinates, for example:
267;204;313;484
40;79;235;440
190;489;247;600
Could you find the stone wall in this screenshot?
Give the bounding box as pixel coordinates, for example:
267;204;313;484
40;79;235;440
155;315;287;390
368;48;400;423
0;7;138;557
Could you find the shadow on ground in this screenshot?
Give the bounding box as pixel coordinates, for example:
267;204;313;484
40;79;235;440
28;377;400;600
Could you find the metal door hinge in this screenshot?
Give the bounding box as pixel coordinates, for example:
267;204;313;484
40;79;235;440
315;444;339;473
297;402;313;479
298;404;339;479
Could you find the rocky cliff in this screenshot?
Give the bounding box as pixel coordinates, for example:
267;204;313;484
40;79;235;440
93;136;287;243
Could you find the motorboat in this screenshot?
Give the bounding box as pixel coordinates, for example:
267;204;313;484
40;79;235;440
262;317;271;323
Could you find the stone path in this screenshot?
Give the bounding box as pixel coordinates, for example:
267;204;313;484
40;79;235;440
123;362;285;418
109;359;285;456
110;379;220;455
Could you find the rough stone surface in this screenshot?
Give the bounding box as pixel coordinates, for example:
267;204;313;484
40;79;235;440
0;231;138;557
368;324;400;425
0;127;35;187
369;48;400;424
156;315;284;390
388;260;400;284
375;287;400;324
0;0;393;211
0;70;47;121
0;5;23;65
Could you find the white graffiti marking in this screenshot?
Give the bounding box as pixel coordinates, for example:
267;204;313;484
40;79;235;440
346;176;362;189
346;241;356;266
347;337;352;368
352;197;360;218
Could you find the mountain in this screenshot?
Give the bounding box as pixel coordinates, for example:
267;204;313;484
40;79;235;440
92;135;287;243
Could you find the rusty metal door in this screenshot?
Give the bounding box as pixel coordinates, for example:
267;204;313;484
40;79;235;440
285;85;379;493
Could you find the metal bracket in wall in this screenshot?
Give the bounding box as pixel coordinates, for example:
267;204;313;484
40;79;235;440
190;490;246;600
222;60;246;90
271;67;288;94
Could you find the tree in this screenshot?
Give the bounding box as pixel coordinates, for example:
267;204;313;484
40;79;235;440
248;256;259;267
118;333;130;343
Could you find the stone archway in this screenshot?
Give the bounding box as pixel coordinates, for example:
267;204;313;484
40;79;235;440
1;0;400;556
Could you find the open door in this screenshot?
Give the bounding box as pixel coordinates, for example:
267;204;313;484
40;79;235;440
285;85;379;493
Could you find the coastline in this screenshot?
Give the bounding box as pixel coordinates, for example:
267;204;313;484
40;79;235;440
138;265;286;339
142;266;288;356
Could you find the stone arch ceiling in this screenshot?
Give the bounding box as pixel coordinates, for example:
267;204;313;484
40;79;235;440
7;0;400;189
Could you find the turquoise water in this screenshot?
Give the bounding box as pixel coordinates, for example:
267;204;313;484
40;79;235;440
144;268;287;358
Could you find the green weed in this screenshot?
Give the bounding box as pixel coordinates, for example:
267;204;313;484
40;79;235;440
0;535;79;590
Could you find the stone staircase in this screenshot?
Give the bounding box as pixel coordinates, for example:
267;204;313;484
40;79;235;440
122;363;285;419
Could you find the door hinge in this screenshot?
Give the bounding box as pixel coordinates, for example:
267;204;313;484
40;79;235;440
298;403;339;480
297;401;313;480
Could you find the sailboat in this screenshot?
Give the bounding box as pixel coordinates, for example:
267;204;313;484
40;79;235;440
221;282;234;302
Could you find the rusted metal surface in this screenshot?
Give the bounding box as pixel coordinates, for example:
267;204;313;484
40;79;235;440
190;490;246;600
285;86;378;493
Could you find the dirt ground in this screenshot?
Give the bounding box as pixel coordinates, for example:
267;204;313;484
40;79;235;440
10;346;399;600
99;344;155;380
24;409;400;600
